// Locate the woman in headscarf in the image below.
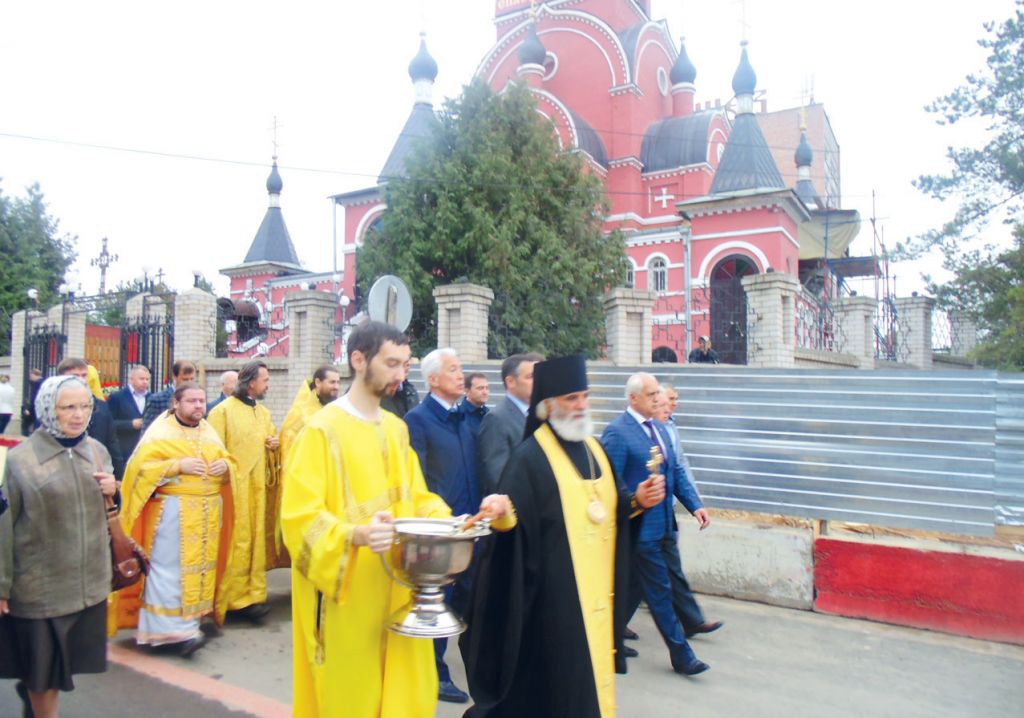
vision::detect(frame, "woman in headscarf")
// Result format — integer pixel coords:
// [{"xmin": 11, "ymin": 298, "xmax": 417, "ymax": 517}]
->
[{"xmin": 0, "ymin": 375, "xmax": 117, "ymax": 718}]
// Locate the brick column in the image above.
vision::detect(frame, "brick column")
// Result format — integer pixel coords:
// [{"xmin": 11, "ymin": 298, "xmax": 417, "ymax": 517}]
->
[
  {"xmin": 836, "ymin": 295, "xmax": 877, "ymax": 369},
  {"xmin": 47, "ymin": 304, "xmax": 86, "ymax": 361},
  {"xmin": 893, "ymin": 295, "xmax": 936, "ymax": 369},
  {"xmin": 174, "ymin": 288, "xmax": 218, "ymax": 363},
  {"xmin": 742, "ymin": 272, "xmax": 800, "ymax": 368},
  {"xmin": 285, "ymin": 290, "xmax": 338, "ymax": 398},
  {"xmin": 433, "ymin": 283, "xmax": 494, "ymax": 361},
  {"xmin": 603, "ymin": 288, "xmax": 656, "ymax": 365},
  {"xmin": 125, "ymin": 292, "xmax": 169, "ymax": 322},
  {"xmin": 949, "ymin": 310, "xmax": 978, "ymax": 356}
]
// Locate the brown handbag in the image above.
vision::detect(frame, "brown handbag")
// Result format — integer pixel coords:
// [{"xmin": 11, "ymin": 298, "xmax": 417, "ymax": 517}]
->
[{"xmin": 90, "ymin": 442, "xmax": 149, "ymax": 590}]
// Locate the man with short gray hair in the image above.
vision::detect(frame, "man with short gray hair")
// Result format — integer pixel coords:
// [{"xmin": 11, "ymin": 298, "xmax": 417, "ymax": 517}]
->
[
  {"xmin": 404, "ymin": 347, "xmax": 480, "ymax": 703},
  {"xmin": 206, "ymin": 370, "xmax": 238, "ymax": 414}
]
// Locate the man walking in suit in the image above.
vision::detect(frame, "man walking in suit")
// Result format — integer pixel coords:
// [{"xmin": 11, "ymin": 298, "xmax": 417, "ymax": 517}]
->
[
  {"xmin": 142, "ymin": 360, "xmax": 197, "ymax": 431},
  {"xmin": 476, "ymin": 352, "xmax": 544, "ymax": 493},
  {"xmin": 404, "ymin": 347, "xmax": 480, "ymax": 704},
  {"xmin": 108, "ymin": 364, "xmax": 151, "ymax": 460},
  {"xmin": 600, "ymin": 372, "xmax": 720, "ymax": 677}
]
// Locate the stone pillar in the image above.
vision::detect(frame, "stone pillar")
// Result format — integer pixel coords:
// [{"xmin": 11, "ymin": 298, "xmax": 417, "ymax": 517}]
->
[
  {"xmin": 742, "ymin": 272, "xmax": 800, "ymax": 368},
  {"xmin": 603, "ymin": 288, "xmax": 656, "ymax": 365},
  {"xmin": 950, "ymin": 310, "xmax": 978, "ymax": 356},
  {"xmin": 47, "ymin": 304, "xmax": 86, "ymax": 361},
  {"xmin": 285, "ymin": 290, "xmax": 338, "ymax": 399},
  {"xmin": 893, "ymin": 295, "xmax": 936, "ymax": 369},
  {"xmin": 174, "ymin": 288, "xmax": 218, "ymax": 364},
  {"xmin": 433, "ymin": 283, "xmax": 494, "ymax": 362},
  {"xmin": 125, "ymin": 292, "xmax": 168, "ymax": 322},
  {"xmin": 9, "ymin": 309, "xmax": 35, "ymax": 434},
  {"xmin": 836, "ymin": 296, "xmax": 877, "ymax": 369}
]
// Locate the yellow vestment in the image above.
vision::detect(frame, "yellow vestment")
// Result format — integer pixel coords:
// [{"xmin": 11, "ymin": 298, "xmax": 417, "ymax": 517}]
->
[
  {"xmin": 207, "ymin": 396, "xmax": 277, "ymax": 610},
  {"xmin": 281, "ymin": 403, "xmax": 451, "ymax": 718},
  {"xmin": 111, "ymin": 413, "xmax": 237, "ymax": 631}
]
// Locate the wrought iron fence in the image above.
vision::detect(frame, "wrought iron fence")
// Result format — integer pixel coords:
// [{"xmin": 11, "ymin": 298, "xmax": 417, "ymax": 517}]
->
[
  {"xmin": 932, "ymin": 307, "xmax": 978, "ymax": 356},
  {"xmin": 875, "ymin": 296, "xmax": 909, "ymax": 362},
  {"xmin": 794, "ymin": 289, "xmax": 846, "ymax": 353}
]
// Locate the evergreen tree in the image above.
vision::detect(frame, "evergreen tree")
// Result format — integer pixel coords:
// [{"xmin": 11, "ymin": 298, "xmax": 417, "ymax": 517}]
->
[
  {"xmin": 357, "ymin": 80, "xmax": 628, "ymax": 358},
  {"xmin": 896, "ymin": 2, "xmax": 1024, "ymax": 369}
]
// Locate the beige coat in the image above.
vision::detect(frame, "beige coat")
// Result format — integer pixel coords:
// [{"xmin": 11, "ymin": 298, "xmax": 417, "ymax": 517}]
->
[{"xmin": 0, "ymin": 430, "xmax": 113, "ymax": 618}]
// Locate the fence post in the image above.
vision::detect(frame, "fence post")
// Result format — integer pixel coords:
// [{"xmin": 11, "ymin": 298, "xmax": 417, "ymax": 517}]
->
[
  {"xmin": 836, "ymin": 295, "xmax": 877, "ymax": 369},
  {"xmin": 174, "ymin": 288, "xmax": 218, "ymax": 364},
  {"xmin": 950, "ymin": 310, "xmax": 979, "ymax": 357},
  {"xmin": 432, "ymin": 283, "xmax": 494, "ymax": 361},
  {"xmin": 603, "ymin": 288, "xmax": 656, "ymax": 365},
  {"xmin": 893, "ymin": 295, "xmax": 936, "ymax": 369},
  {"xmin": 742, "ymin": 272, "xmax": 799, "ymax": 368},
  {"xmin": 285, "ymin": 289, "xmax": 338, "ymax": 400}
]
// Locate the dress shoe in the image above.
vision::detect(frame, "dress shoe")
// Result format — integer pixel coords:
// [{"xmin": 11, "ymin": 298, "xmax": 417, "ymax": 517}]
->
[
  {"xmin": 438, "ymin": 679, "xmax": 470, "ymax": 704},
  {"xmin": 234, "ymin": 603, "xmax": 271, "ymax": 624},
  {"xmin": 622, "ymin": 645, "xmax": 639, "ymax": 658},
  {"xmin": 15, "ymin": 681, "xmax": 34, "ymax": 718},
  {"xmin": 685, "ymin": 620, "xmax": 723, "ymax": 638},
  {"xmin": 623, "ymin": 627, "xmax": 639, "ymax": 641},
  {"xmin": 674, "ymin": 659, "xmax": 710, "ymax": 676},
  {"xmin": 178, "ymin": 634, "xmax": 207, "ymax": 657}
]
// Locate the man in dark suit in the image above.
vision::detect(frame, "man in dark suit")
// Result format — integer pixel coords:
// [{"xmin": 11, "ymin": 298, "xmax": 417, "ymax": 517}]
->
[
  {"xmin": 458, "ymin": 372, "xmax": 490, "ymax": 435},
  {"xmin": 57, "ymin": 357, "xmax": 125, "ymax": 479},
  {"xmin": 108, "ymin": 364, "xmax": 151, "ymax": 461},
  {"xmin": 476, "ymin": 352, "xmax": 544, "ymax": 493},
  {"xmin": 404, "ymin": 347, "xmax": 479, "ymax": 705},
  {"xmin": 141, "ymin": 360, "xmax": 196, "ymax": 431},
  {"xmin": 600, "ymin": 372, "xmax": 719, "ymax": 677}
]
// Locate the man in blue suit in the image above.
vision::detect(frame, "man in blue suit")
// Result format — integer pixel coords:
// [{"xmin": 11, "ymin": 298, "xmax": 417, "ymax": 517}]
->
[
  {"xmin": 404, "ymin": 347, "xmax": 480, "ymax": 704},
  {"xmin": 107, "ymin": 364, "xmax": 150, "ymax": 461},
  {"xmin": 600, "ymin": 372, "xmax": 720, "ymax": 676}
]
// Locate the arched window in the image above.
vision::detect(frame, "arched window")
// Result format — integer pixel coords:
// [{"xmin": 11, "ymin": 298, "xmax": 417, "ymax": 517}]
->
[
  {"xmin": 648, "ymin": 257, "xmax": 668, "ymax": 294},
  {"xmin": 625, "ymin": 261, "xmax": 635, "ymax": 288}
]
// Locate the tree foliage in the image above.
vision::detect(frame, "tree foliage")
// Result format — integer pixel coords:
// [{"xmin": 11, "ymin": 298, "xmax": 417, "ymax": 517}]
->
[
  {"xmin": 357, "ymin": 80, "xmax": 628, "ymax": 358},
  {"xmin": 895, "ymin": 2, "xmax": 1024, "ymax": 369},
  {"xmin": 0, "ymin": 182, "xmax": 77, "ymax": 354}
]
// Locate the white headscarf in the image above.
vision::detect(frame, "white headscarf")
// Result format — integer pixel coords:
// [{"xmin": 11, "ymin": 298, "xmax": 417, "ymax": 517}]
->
[{"xmin": 35, "ymin": 375, "xmax": 93, "ymax": 439}]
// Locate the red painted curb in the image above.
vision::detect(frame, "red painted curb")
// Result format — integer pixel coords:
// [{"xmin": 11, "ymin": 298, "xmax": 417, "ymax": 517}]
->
[{"xmin": 814, "ymin": 537, "xmax": 1024, "ymax": 646}]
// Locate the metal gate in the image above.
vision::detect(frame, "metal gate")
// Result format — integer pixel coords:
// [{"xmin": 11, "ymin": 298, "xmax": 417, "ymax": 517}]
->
[
  {"xmin": 22, "ymin": 318, "xmax": 65, "ymax": 397},
  {"xmin": 119, "ymin": 294, "xmax": 175, "ymax": 388},
  {"xmin": 709, "ymin": 255, "xmax": 756, "ymax": 364}
]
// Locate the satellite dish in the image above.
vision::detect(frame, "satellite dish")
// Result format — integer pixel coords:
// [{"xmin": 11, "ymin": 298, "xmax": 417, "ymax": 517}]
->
[{"xmin": 367, "ymin": 275, "xmax": 413, "ymax": 332}]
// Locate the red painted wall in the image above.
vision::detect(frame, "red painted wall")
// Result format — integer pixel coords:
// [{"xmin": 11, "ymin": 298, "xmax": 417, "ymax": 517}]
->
[{"xmin": 814, "ymin": 537, "xmax": 1024, "ymax": 646}]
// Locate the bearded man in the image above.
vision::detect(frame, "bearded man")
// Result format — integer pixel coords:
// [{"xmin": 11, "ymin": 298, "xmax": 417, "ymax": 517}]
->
[
  {"xmin": 114, "ymin": 382, "xmax": 236, "ymax": 656},
  {"xmin": 462, "ymin": 354, "xmax": 665, "ymax": 717}
]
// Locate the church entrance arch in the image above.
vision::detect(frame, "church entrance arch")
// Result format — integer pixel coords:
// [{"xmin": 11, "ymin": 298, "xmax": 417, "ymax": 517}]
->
[{"xmin": 709, "ymin": 255, "xmax": 758, "ymax": 365}]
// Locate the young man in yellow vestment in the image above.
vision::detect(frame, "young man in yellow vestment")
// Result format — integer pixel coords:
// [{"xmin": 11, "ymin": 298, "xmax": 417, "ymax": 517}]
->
[
  {"xmin": 281, "ymin": 321, "xmax": 513, "ymax": 718},
  {"xmin": 207, "ymin": 360, "xmax": 280, "ymax": 622},
  {"xmin": 112, "ymin": 382, "xmax": 237, "ymax": 656}
]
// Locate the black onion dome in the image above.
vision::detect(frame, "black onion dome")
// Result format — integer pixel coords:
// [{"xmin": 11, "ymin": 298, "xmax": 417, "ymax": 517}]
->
[
  {"xmin": 670, "ymin": 40, "xmax": 697, "ymax": 84},
  {"xmin": 795, "ymin": 130, "xmax": 813, "ymax": 167},
  {"xmin": 408, "ymin": 34, "xmax": 438, "ymax": 82},
  {"xmin": 732, "ymin": 43, "xmax": 757, "ymax": 96},
  {"xmin": 266, "ymin": 160, "xmax": 283, "ymax": 194},
  {"xmin": 518, "ymin": 23, "xmax": 547, "ymax": 66}
]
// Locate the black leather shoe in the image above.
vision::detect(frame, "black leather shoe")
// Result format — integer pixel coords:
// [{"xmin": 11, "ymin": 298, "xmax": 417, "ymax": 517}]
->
[
  {"xmin": 438, "ymin": 679, "xmax": 469, "ymax": 704},
  {"xmin": 234, "ymin": 603, "xmax": 271, "ymax": 624},
  {"xmin": 623, "ymin": 627, "xmax": 639, "ymax": 641},
  {"xmin": 178, "ymin": 634, "xmax": 207, "ymax": 657},
  {"xmin": 622, "ymin": 645, "xmax": 639, "ymax": 658},
  {"xmin": 674, "ymin": 659, "xmax": 710, "ymax": 676},
  {"xmin": 15, "ymin": 681, "xmax": 34, "ymax": 718},
  {"xmin": 685, "ymin": 620, "xmax": 723, "ymax": 638}
]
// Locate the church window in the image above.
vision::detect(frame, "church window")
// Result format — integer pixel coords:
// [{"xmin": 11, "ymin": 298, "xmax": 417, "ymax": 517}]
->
[{"xmin": 649, "ymin": 257, "xmax": 668, "ymax": 294}]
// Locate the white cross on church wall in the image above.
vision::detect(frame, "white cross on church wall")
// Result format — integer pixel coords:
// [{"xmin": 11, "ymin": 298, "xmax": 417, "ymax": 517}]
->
[{"xmin": 654, "ymin": 186, "xmax": 675, "ymax": 210}]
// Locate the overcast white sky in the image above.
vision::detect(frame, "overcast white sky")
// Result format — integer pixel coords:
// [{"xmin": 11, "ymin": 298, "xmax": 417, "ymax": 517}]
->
[{"xmin": 0, "ymin": 0, "xmax": 1015, "ymax": 300}]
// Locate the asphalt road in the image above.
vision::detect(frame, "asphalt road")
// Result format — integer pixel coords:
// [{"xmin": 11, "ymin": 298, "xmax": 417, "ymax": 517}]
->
[{"xmin": 2, "ymin": 570, "xmax": 1022, "ymax": 717}]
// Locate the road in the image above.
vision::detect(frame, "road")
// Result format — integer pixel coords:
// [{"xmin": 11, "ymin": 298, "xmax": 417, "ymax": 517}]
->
[{"xmin": 2, "ymin": 569, "xmax": 1022, "ymax": 717}]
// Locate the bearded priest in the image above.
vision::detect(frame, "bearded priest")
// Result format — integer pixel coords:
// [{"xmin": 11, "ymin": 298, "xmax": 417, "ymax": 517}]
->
[{"xmin": 461, "ymin": 354, "xmax": 666, "ymax": 718}]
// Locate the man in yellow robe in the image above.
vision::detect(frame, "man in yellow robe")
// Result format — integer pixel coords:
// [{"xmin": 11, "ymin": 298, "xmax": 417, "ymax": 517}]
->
[
  {"xmin": 207, "ymin": 359, "xmax": 279, "ymax": 622},
  {"xmin": 282, "ymin": 321, "xmax": 512, "ymax": 718},
  {"xmin": 114, "ymin": 382, "xmax": 236, "ymax": 655}
]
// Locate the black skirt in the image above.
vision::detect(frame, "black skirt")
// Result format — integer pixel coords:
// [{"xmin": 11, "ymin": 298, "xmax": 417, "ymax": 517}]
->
[{"xmin": 0, "ymin": 599, "xmax": 107, "ymax": 692}]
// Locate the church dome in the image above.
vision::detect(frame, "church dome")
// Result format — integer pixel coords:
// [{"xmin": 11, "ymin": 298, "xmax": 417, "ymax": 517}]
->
[
  {"xmin": 731, "ymin": 43, "xmax": 757, "ymax": 96},
  {"xmin": 670, "ymin": 40, "xmax": 697, "ymax": 85},
  {"xmin": 795, "ymin": 131, "xmax": 813, "ymax": 168},
  {"xmin": 518, "ymin": 23, "xmax": 547, "ymax": 66},
  {"xmin": 266, "ymin": 160, "xmax": 283, "ymax": 194},
  {"xmin": 408, "ymin": 34, "xmax": 438, "ymax": 83}
]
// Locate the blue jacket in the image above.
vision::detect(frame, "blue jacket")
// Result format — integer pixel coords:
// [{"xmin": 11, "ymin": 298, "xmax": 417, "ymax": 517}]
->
[
  {"xmin": 458, "ymin": 398, "xmax": 489, "ymax": 437},
  {"xmin": 107, "ymin": 387, "xmax": 147, "ymax": 460},
  {"xmin": 600, "ymin": 411, "xmax": 703, "ymax": 542},
  {"xmin": 405, "ymin": 395, "xmax": 481, "ymax": 516}
]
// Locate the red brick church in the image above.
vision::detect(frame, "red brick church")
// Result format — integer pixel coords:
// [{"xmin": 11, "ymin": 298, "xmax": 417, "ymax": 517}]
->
[{"xmin": 224, "ymin": 0, "xmax": 862, "ymax": 364}]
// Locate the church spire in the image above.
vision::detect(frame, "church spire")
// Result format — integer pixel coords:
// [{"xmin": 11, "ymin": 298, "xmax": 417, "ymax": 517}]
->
[
  {"xmin": 517, "ymin": 3, "xmax": 547, "ymax": 87},
  {"xmin": 671, "ymin": 37, "xmax": 697, "ymax": 117},
  {"xmin": 408, "ymin": 32, "xmax": 438, "ymax": 106}
]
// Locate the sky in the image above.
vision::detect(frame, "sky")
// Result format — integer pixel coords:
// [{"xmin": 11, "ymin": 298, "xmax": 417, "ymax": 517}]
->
[{"xmin": 0, "ymin": 0, "xmax": 1016, "ymax": 300}]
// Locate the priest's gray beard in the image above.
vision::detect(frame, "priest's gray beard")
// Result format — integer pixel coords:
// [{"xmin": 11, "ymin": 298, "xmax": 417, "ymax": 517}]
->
[{"xmin": 548, "ymin": 404, "xmax": 593, "ymax": 443}]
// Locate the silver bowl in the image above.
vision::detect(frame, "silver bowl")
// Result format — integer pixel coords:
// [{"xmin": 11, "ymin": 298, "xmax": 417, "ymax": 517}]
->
[{"xmin": 381, "ymin": 517, "xmax": 491, "ymax": 638}]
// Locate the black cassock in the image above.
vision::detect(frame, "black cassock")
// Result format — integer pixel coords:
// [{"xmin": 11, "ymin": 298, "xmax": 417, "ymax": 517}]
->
[{"xmin": 460, "ymin": 433, "xmax": 639, "ymax": 717}]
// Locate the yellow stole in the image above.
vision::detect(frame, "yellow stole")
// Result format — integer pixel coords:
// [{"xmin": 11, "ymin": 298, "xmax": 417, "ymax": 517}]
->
[{"xmin": 534, "ymin": 424, "xmax": 617, "ymax": 718}]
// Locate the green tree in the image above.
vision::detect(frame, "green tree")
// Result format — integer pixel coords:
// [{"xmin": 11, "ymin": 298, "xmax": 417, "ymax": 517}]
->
[
  {"xmin": 357, "ymin": 79, "xmax": 628, "ymax": 358},
  {"xmin": 895, "ymin": 2, "xmax": 1024, "ymax": 368},
  {"xmin": 0, "ymin": 182, "xmax": 77, "ymax": 354}
]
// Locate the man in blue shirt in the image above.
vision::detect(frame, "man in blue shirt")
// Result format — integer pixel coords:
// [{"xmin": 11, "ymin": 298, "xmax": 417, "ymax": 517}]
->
[
  {"xmin": 600, "ymin": 372, "xmax": 719, "ymax": 676},
  {"xmin": 404, "ymin": 347, "xmax": 480, "ymax": 704}
]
